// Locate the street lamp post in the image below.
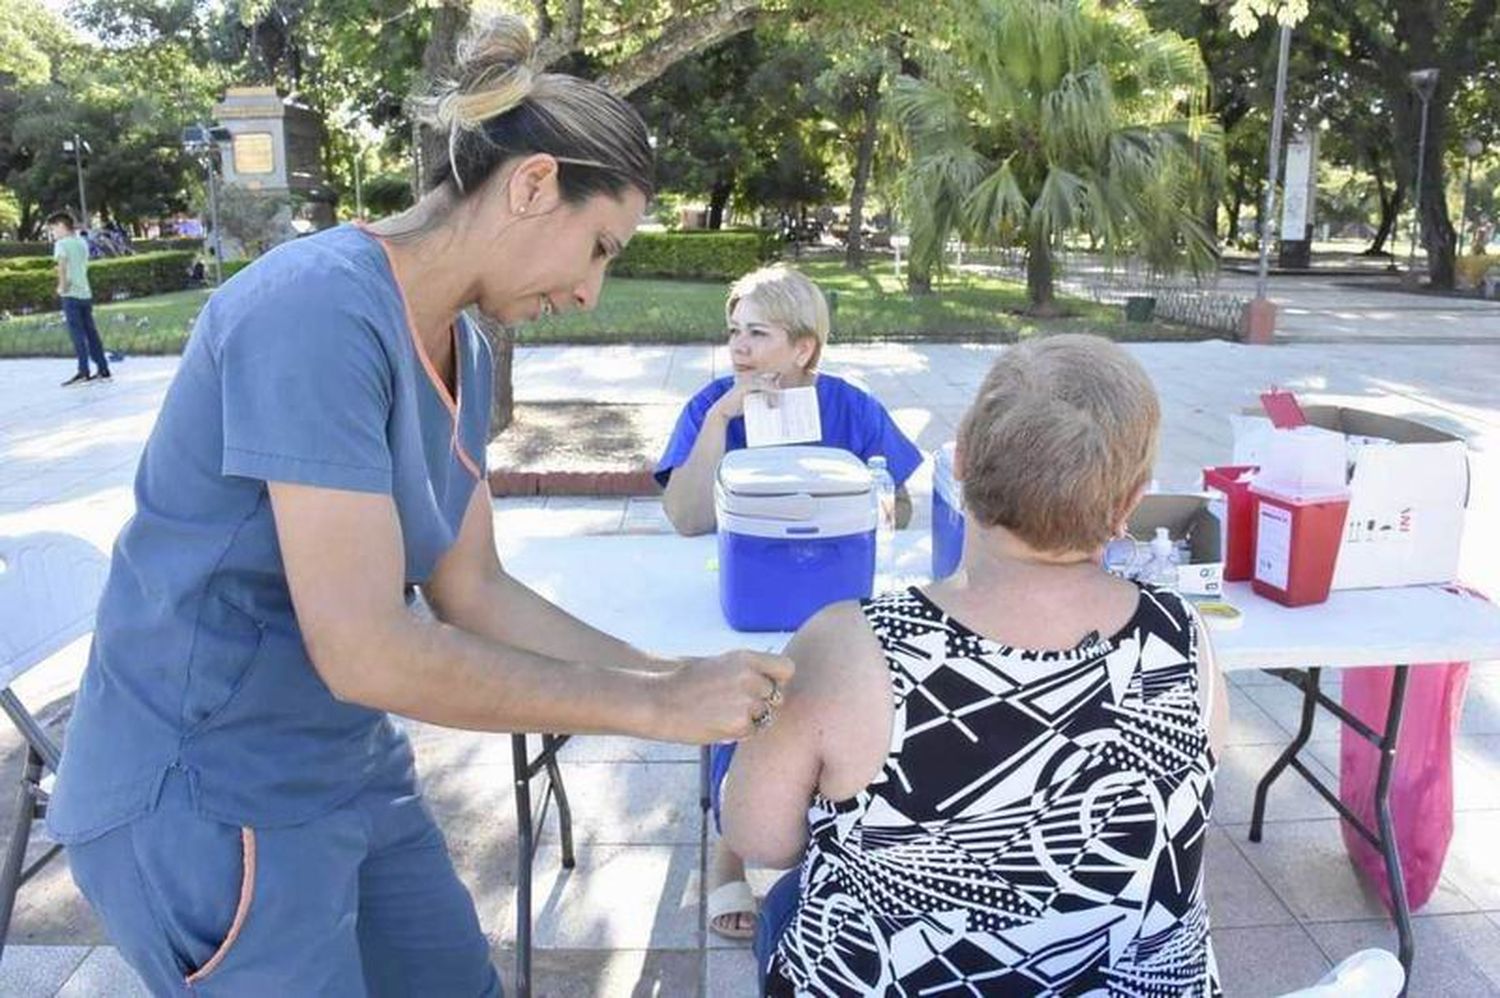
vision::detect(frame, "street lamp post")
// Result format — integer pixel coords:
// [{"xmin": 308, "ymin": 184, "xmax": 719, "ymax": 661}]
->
[
  {"xmin": 1242, "ymin": 21, "xmax": 1293, "ymax": 345},
  {"xmin": 1461, "ymin": 137, "xmax": 1484, "ymax": 256},
  {"xmin": 1406, "ymin": 69, "xmax": 1440, "ymax": 283},
  {"xmin": 1255, "ymin": 24, "xmax": 1294, "ymax": 302},
  {"xmin": 60, "ymin": 134, "xmax": 91, "ymax": 229},
  {"xmin": 182, "ymin": 124, "xmax": 232, "ymax": 285},
  {"xmin": 353, "ymin": 144, "xmax": 365, "ymax": 220}
]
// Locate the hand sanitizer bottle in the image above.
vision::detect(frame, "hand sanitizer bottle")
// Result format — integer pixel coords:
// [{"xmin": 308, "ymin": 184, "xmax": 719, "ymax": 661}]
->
[{"xmin": 1143, "ymin": 527, "xmax": 1180, "ymax": 589}]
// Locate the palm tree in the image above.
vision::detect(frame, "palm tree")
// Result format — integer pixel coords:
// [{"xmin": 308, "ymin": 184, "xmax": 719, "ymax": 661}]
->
[{"xmin": 890, "ymin": 0, "xmax": 1222, "ymax": 313}]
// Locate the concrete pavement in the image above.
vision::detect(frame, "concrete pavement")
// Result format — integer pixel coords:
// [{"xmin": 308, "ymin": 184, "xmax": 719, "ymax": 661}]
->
[{"xmin": 2, "ymin": 338, "xmax": 1500, "ymax": 995}]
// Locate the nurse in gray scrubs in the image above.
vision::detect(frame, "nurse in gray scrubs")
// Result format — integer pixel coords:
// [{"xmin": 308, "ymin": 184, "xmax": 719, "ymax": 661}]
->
[{"xmin": 48, "ymin": 14, "xmax": 792, "ymax": 996}]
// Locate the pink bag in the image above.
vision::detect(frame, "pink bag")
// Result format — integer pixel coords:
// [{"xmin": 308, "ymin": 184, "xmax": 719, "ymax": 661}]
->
[{"xmin": 1339, "ymin": 660, "xmax": 1471, "ymax": 912}]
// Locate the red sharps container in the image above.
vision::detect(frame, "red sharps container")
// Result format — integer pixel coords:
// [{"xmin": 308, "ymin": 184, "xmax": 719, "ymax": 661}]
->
[
  {"xmin": 1204, "ymin": 465, "xmax": 1259, "ymax": 582},
  {"xmin": 1249, "ymin": 483, "xmax": 1351, "ymax": 607}
]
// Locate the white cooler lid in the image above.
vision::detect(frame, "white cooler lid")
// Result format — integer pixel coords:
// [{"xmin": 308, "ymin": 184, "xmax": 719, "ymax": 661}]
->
[
  {"xmin": 717, "ymin": 446, "xmax": 872, "ymax": 499},
  {"xmin": 716, "ymin": 446, "xmax": 875, "ymax": 535}
]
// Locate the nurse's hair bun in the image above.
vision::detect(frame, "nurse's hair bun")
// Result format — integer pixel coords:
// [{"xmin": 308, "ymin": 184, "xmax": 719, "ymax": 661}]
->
[{"xmin": 419, "ymin": 13, "xmax": 536, "ymax": 133}]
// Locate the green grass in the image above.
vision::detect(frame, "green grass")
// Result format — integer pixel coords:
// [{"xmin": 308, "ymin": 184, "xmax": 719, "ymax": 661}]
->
[
  {"xmin": 0, "ymin": 260, "xmax": 1218, "ymax": 358},
  {"xmin": 521, "ymin": 260, "xmax": 1216, "ymax": 344},
  {"xmin": 0, "ymin": 289, "xmax": 210, "ymax": 358}
]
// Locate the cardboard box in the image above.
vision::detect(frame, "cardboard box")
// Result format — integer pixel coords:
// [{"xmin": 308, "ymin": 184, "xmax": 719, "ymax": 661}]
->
[
  {"xmin": 1128, "ymin": 494, "xmax": 1225, "ymax": 597},
  {"xmin": 1232, "ymin": 407, "xmax": 1469, "ymax": 590}
]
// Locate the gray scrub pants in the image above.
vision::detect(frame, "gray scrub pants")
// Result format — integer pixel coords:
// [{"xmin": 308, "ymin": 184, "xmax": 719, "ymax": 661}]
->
[{"xmin": 66, "ymin": 768, "xmax": 501, "ymax": 996}]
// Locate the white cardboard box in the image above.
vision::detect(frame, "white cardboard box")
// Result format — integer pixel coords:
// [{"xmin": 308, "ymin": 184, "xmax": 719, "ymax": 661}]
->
[
  {"xmin": 1128, "ymin": 494, "xmax": 1225, "ymax": 597},
  {"xmin": 1232, "ymin": 407, "xmax": 1469, "ymax": 590}
]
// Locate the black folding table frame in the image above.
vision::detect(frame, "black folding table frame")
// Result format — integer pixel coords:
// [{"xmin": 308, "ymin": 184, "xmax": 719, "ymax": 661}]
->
[
  {"xmin": 510, "ymin": 732, "xmax": 574, "ymax": 998},
  {"xmin": 509, "ymin": 735, "xmax": 716, "ymax": 998},
  {"xmin": 1248, "ymin": 665, "xmax": 1414, "ymax": 994}
]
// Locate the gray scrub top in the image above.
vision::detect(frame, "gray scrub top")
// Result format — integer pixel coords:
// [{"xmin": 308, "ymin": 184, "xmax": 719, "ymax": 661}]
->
[{"xmin": 49, "ymin": 224, "xmax": 493, "ymax": 842}]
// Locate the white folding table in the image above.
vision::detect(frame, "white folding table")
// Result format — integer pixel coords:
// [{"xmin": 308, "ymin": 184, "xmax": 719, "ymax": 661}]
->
[{"xmin": 495, "ymin": 530, "xmax": 1500, "ymax": 995}]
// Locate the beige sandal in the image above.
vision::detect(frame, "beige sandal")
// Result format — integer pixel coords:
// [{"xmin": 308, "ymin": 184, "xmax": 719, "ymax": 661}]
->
[{"xmin": 707, "ymin": 880, "xmax": 758, "ymax": 940}]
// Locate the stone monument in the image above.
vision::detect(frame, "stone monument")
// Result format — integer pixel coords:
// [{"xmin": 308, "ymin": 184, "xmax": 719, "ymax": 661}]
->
[{"xmin": 212, "ymin": 86, "xmax": 336, "ymax": 230}]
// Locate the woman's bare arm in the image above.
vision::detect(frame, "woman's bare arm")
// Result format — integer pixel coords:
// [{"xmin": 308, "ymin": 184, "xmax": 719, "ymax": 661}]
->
[
  {"xmin": 722, "ymin": 601, "xmax": 890, "ymax": 867},
  {"xmin": 269, "ymin": 480, "xmax": 792, "ymax": 743}
]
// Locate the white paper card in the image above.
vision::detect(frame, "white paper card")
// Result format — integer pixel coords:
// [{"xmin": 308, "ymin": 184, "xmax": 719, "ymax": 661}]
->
[
  {"xmin": 744, "ymin": 386, "xmax": 822, "ymax": 448},
  {"xmin": 1256, "ymin": 503, "xmax": 1293, "ymax": 591}
]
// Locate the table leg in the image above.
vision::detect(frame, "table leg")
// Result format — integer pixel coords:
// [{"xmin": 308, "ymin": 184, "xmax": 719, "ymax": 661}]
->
[
  {"xmin": 542, "ymin": 735, "xmax": 576, "ymax": 870},
  {"xmin": 512, "ymin": 733, "xmax": 534, "ymax": 998},
  {"xmin": 1374, "ymin": 666, "xmax": 1414, "ymax": 987},
  {"xmin": 698, "ymin": 745, "xmax": 711, "ymax": 998},
  {"xmin": 1250, "ymin": 667, "xmax": 1322, "ymax": 843},
  {"xmin": 1243, "ymin": 665, "xmax": 1417, "ymax": 994}
]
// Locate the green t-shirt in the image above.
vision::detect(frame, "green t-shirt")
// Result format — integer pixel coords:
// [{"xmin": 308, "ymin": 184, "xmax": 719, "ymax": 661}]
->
[{"xmin": 53, "ymin": 234, "xmax": 91, "ymax": 300}]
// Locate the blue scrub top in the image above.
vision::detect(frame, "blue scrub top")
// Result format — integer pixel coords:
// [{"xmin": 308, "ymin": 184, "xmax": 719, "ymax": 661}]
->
[
  {"xmin": 49, "ymin": 225, "xmax": 493, "ymax": 842},
  {"xmin": 654, "ymin": 373, "xmax": 923, "ymax": 489}
]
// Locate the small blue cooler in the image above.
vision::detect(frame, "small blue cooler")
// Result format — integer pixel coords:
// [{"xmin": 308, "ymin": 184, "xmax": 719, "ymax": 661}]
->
[
  {"xmin": 715, "ymin": 446, "xmax": 877, "ymax": 632},
  {"xmin": 932, "ymin": 442, "xmax": 965, "ymax": 579}
]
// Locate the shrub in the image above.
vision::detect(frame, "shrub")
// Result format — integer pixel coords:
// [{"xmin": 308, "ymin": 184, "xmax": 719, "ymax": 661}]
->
[
  {"xmin": 0, "ymin": 241, "xmax": 48, "ymax": 258},
  {"xmin": 220, "ymin": 259, "xmax": 254, "ymax": 280},
  {"xmin": 0, "ymin": 251, "xmax": 194, "ymax": 312},
  {"xmin": 0, "ymin": 237, "xmax": 202, "ymax": 258},
  {"xmin": 0, "ymin": 257, "xmax": 56, "ymax": 273},
  {"xmin": 136, "ymin": 237, "xmax": 204, "ymax": 253},
  {"xmin": 611, "ymin": 230, "xmax": 780, "ymax": 280}
]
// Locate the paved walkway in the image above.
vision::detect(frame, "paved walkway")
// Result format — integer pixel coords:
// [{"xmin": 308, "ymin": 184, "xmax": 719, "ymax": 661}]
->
[
  {"xmin": 1212, "ymin": 272, "xmax": 1500, "ymax": 346},
  {"xmin": 1, "ymin": 341, "xmax": 1499, "ymax": 995}
]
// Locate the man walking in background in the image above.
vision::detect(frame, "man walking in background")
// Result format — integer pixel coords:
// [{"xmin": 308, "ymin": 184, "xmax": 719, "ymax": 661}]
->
[{"xmin": 50, "ymin": 210, "xmax": 111, "ymax": 387}]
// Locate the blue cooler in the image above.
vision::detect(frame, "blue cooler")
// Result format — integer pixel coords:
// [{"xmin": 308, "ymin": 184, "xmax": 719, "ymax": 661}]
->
[
  {"xmin": 715, "ymin": 446, "xmax": 877, "ymax": 632},
  {"xmin": 932, "ymin": 442, "xmax": 965, "ymax": 579}
]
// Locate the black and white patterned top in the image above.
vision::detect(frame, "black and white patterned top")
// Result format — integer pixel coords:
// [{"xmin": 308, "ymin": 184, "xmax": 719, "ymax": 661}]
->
[{"xmin": 766, "ymin": 585, "xmax": 1220, "ymax": 997}]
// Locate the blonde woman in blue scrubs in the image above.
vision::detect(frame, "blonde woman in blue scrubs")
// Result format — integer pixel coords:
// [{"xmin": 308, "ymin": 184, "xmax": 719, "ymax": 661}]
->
[{"xmin": 47, "ymin": 16, "xmax": 792, "ymax": 996}]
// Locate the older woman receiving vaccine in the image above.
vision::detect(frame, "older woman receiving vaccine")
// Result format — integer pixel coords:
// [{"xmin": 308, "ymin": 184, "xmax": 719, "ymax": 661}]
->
[{"xmin": 724, "ymin": 334, "xmax": 1229, "ymax": 996}]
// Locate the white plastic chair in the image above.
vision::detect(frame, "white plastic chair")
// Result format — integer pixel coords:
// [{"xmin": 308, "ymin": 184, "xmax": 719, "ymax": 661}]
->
[
  {"xmin": 1277, "ymin": 949, "xmax": 1407, "ymax": 998},
  {"xmin": 0, "ymin": 532, "xmax": 109, "ymax": 959}
]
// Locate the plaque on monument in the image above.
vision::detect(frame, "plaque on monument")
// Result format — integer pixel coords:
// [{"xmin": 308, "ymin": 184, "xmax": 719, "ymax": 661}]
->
[{"xmin": 232, "ymin": 132, "xmax": 275, "ymax": 175}]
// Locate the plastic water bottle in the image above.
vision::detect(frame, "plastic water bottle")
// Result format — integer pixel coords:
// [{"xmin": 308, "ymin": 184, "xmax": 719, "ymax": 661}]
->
[{"xmin": 868, "ymin": 455, "xmax": 897, "ymax": 578}]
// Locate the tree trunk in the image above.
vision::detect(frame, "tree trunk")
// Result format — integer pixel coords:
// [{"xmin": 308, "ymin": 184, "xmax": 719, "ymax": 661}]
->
[
  {"xmin": 471, "ymin": 312, "xmax": 516, "ymax": 434},
  {"xmin": 907, "ymin": 263, "xmax": 932, "ymax": 295},
  {"xmin": 1225, "ymin": 190, "xmax": 1242, "ymax": 243},
  {"xmin": 1026, "ymin": 230, "xmax": 1058, "ymax": 315},
  {"xmin": 594, "ymin": 0, "xmax": 760, "ymax": 96},
  {"xmin": 1367, "ymin": 183, "xmax": 1403, "ymax": 256},
  {"xmin": 1416, "ymin": 101, "xmax": 1457, "ymax": 288},
  {"xmin": 416, "ymin": 2, "xmax": 470, "ymax": 193},
  {"xmin": 707, "ymin": 178, "xmax": 733, "ymax": 230},
  {"xmin": 845, "ymin": 71, "xmax": 883, "ymax": 270}
]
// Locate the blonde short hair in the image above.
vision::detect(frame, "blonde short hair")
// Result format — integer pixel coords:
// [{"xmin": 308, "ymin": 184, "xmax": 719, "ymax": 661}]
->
[
  {"xmin": 725, "ymin": 266, "xmax": 831, "ymax": 371},
  {"xmin": 957, "ymin": 335, "xmax": 1160, "ymax": 554}
]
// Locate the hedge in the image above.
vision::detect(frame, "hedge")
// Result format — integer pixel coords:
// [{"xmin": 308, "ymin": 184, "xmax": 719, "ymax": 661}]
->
[
  {"xmin": 0, "ymin": 251, "xmax": 195, "ymax": 313},
  {"xmin": 136, "ymin": 237, "xmax": 204, "ymax": 253},
  {"xmin": 611, "ymin": 230, "xmax": 780, "ymax": 280},
  {"xmin": 0, "ymin": 257, "xmax": 56, "ymax": 273},
  {"xmin": 0, "ymin": 237, "xmax": 202, "ymax": 258}
]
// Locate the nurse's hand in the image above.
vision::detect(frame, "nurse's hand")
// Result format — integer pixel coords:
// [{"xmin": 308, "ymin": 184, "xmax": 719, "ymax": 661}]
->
[
  {"xmin": 652, "ymin": 650, "xmax": 796, "ymax": 743},
  {"xmin": 710, "ymin": 372, "xmax": 781, "ymax": 422}
]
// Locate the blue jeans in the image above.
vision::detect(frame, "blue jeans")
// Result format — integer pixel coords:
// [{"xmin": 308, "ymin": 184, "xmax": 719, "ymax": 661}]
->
[
  {"xmin": 65, "ymin": 768, "xmax": 501, "ymax": 996},
  {"xmin": 61, "ymin": 296, "xmax": 109, "ymax": 377},
  {"xmin": 754, "ymin": 869, "xmax": 801, "ymax": 994}
]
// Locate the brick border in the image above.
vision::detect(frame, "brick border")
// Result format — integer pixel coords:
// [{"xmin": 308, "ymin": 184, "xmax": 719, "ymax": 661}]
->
[{"xmin": 489, "ymin": 468, "xmax": 659, "ymax": 497}]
